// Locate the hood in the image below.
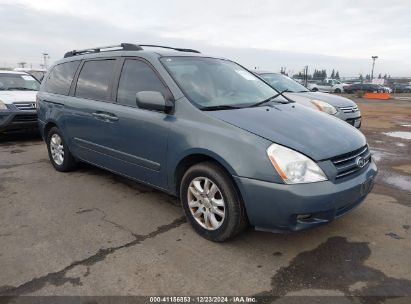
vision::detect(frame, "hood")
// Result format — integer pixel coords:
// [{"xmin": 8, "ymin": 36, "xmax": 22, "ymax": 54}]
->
[
  {"xmin": 0, "ymin": 91, "xmax": 37, "ymax": 104},
  {"xmin": 207, "ymin": 103, "xmax": 366, "ymax": 161},
  {"xmin": 285, "ymin": 91, "xmax": 357, "ymax": 108}
]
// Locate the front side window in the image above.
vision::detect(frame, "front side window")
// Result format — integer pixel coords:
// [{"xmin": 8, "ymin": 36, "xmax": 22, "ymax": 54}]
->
[
  {"xmin": 259, "ymin": 73, "xmax": 309, "ymax": 93},
  {"xmin": 117, "ymin": 59, "xmax": 169, "ymax": 107},
  {"xmin": 44, "ymin": 61, "xmax": 80, "ymax": 95},
  {"xmin": 161, "ymin": 57, "xmax": 279, "ymax": 109},
  {"xmin": 0, "ymin": 73, "xmax": 40, "ymax": 91},
  {"xmin": 75, "ymin": 60, "xmax": 115, "ymax": 101}
]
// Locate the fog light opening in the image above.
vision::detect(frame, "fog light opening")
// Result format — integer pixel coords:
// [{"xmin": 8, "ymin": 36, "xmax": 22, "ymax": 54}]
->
[{"xmin": 297, "ymin": 214, "xmax": 313, "ymax": 221}]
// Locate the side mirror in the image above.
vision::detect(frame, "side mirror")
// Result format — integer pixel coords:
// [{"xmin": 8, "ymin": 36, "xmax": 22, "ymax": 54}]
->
[{"xmin": 136, "ymin": 91, "xmax": 172, "ymax": 113}]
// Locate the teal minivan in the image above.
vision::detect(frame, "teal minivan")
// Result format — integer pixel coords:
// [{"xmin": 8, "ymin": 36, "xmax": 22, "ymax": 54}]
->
[{"xmin": 37, "ymin": 44, "xmax": 377, "ymax": 241}]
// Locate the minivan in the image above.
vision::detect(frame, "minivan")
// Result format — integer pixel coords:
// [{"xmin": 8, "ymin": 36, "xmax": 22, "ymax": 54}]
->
[{"xmin": 37, "ymin": 44, "xmax": 377, "ymax": 241}]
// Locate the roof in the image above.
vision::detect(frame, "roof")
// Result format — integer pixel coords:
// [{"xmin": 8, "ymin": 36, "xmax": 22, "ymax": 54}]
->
[
  {"xmin": 53, "ymin": 48, "xmax": 223, "ymax": 68},
  {"xmin": 255, "ymin": 71, "xmax": 278, "ymax": 75},
  {"xmin": 0, "ymin": 70, "xmax": 28, "ymax": 75}
]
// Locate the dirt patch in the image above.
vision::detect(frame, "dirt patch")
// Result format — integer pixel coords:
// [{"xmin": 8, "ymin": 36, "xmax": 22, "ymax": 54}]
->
[{"xmin": 393, "ymin": 164, "xmax": 411, "ymax": 175}]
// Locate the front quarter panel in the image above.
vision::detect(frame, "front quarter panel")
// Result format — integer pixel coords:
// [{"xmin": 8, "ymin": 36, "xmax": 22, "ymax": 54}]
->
[{"xmin": 166, "ymin": 98, "xmax": 283, "ymax": 194}]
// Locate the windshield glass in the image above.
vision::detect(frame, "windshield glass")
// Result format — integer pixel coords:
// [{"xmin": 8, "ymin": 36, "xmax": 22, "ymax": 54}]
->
[
  {"xmin": 161, "ymin": 57, "xmax": 284, "ymax": 109},
  {"xmin": 0, "ymin": 73, "xmax": 40, "ymax": 91},
  {"xmin": 259, "ymin": 73, "xmax": 309, "ymax": 93}
]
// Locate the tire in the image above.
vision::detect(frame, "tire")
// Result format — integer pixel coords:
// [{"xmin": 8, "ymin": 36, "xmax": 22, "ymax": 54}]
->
[
  {"xmin": 180, "ymin": 162, "xmax": 248, "ymax": 242},
  {"xmin": 311, "ymin": 88, "xmax": 318, "ymax": 92},
  {"xmin": 46, "ymin": 127, "xmax": 78, "ymax": 172},
  {"xmin": 334, "ymin": 88, "xmax": 342, "ymax": 93}
]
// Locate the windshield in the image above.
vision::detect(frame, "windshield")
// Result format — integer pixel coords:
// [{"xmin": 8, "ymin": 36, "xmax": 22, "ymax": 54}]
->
[
  {"xmin": 0, "ymin": 73, "xmax": 40, "ymax": 91},
  {"xmin": 161, "ymin": 57, "xmax": 284, "ymax": 109},
  {"xmin": 259, "ymin": 73, "xmax": 309, "ymax": 93}
]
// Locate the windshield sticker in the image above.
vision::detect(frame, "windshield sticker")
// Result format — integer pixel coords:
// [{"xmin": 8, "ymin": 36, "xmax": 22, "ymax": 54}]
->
[
  {"xmin": 235, "ymin": 70, "xmax": 257, "ymax": 81},
  {"xmin": 21, "ymin": 75, "xmax": 35, "ymax": 81}
]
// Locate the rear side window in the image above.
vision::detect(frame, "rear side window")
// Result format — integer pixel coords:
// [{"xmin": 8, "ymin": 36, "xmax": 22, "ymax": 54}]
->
[
  {"xmin": 75, "ymin": 60, "xmax": 115, "ymax": 101},
  {"xmin": 44, "ymin": 61, "xmax": 80, "ymax": 95},
  {"xmin": 117, "ymin": 59, "xmax": 169, "ymax": 107}
]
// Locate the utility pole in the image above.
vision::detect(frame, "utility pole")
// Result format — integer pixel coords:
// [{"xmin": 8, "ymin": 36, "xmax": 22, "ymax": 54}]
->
[
  {"xmin": 304, "ymin": 66, "xmax": 308, "ymax": 87},
  {"xmin": 42, "ymin": 53, "xmax": 50, "ymax": 69},
  {"xmin": 17, "ymin": 62, "xmax": 27, "ymax": 68},
  {"xmin": 371, "ymin": 56, "xmax": 378, "ymax": 82}
]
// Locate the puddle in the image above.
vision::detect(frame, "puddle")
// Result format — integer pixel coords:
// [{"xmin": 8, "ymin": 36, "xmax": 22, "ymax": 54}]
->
[
  {"xmin": 255, "ymin": 236, "xmax": 411, "ymax": 299},
  {"xmin": 402, "ymin": 124, "xmax": 411, "ymax": 127},
  {"xmin": 396, "ymin": 143, "xmax": 406, "ymax": 147},
  {"xmin": 370, "ymin": 148, "xmax": 393, "ymax": 162},
  {"xmin": 384, "ymin": 175, "xmax": 411, "ymax": 192},
  {"xmin": 384, "ymin": 131, "xmax": 411, "ymax": 140}
]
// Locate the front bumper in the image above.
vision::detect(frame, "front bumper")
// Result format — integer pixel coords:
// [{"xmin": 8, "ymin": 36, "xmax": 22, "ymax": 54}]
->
[
  {"xmin": 234, "ymin": 160, "xmax": 377, "ymax": 232},
  {"xmin": 335, "ymin": 111, "xmax": 361, "ymax": 128},
  {"xmin": 0, "ymin": 109, "xmax": 38, "ymax": 132}
]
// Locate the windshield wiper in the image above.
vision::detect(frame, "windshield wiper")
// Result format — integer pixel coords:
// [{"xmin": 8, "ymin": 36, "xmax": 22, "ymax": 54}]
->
[
  {"xmin": 5, "ymin": 87, "xmax": 35, "ymax": 91},
  {"xmin": 248, "ymin": 89, "xmax": 293, "ymax": 108},
  {"xmin": 201, "ymin": 105, "xmax": 242, "ymax": 111}
]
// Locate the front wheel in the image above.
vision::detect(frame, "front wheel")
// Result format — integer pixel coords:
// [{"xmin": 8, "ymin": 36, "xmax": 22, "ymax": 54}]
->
[
  {"xmin": 334, "ymin": 88, "xmax": 342, "ymax": 93},
  {"xmin": 46, "ymin": 127, "xmax": 78, "ymax": 172},
  {"xmin": 180, "ymin": 162, "xmax": 248, "ymax": 242}
]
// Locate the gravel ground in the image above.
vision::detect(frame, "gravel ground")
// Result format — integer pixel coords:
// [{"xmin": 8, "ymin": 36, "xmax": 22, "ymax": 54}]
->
[{"xmin": 0, "ymin": 95, "xmax": 410, "ymax": 302}]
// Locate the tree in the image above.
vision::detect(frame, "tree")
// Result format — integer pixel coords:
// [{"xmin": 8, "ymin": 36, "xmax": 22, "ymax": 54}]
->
[
  {"xmin": 365, "ymin": 74, "xmax": 370, "ymax": 80},
  {"xmin": 378, "ymin": 73, "xmax": 382, "ymax": 79},
  {"xmin": 335, "ymin": 71, "xmax": 340, "ymax": 79},
  {"xmin": 359, "ymin": 74, "xmax": 364, "ymax": 81},
  {"xmin": 383, "ymin": 74, "xmax": 387, "ymax": 79},
  {"xmin": 331, "ymin": 69, "xmax": 335, "ymax": 79}
]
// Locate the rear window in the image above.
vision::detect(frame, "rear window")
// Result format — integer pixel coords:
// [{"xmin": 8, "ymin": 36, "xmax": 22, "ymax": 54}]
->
[
  {"xmin": 75, "ymin": 60, "xmax": 115, "ymax": 101},
  {"xmin": 44, "ymin": 61, "xmax": 80, "ymax": 95}
]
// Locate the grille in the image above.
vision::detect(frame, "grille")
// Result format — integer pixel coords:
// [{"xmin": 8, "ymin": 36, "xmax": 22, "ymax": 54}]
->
[
  {"xmin": 12, "ymin": 114, "xmax": 38, "ymax": 122},
  {"xmin": 331, "ymin": 145, "xmax": 371, "ymax": 179},
  {"xmin": 13, "ymin": 102, "xmax": 36, "ymax": 111},
  {"xmin": 339, "ymin": 106, "xmax": 359, "ymax": 113}
]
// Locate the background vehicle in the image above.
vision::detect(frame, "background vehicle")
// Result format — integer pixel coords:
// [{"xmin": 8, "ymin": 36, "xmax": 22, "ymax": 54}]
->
[
  {"xmin": 391, "ymin": 83, "xmax": 411, "ymax": 93},
  {"xmin": 0, "ymin": 71, "xmax": 39, "ymax": 132},
  {"xmin": 344, "ymin": 83, "xmax": 385, "ymax": 94},
  {"xmin": 307, "ymin": 78, "xmax": 347, "ymax": 93},
  {"xmin": 379, "ymin": 85, "xmax": 392, "ymax": 93},
  {"xmin": 257, "ymin": 72, "xmax": 362, "ymax": 128},
  {"xmin": 13, "ymin": 68, "xmax": 47, "ymax": 82},
  {"xmin": 37, "ymin": 43, "xmax": 377, "ymax": 242}
]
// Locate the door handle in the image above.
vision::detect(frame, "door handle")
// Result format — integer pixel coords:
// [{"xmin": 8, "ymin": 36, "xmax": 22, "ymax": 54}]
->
[{"xmin": 92, "ymin": 112, "xmax": 119, "ymax": 122}]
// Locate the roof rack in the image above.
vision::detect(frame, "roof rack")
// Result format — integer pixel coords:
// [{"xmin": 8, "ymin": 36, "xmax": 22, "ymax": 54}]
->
[
  {"xmin": 139, "ymin": 45, "xmax": 200, "ymax": 54},
  {"xmin": 64, "ymin": 43, "xmax": 200, "ymax": 58},
  {"xmin": 64, "ymin": 43, "xmax": 142, "ymax": 58}
]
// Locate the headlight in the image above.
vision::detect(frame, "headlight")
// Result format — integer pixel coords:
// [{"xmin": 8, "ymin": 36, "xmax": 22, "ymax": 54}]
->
[
  {"xmin": 311, "ymin": 100, "xmax": 337, "ymax": 115},
  {"xmin": 267, "ymin": 143, "xmax": 327, "ymax": 184},
  {"xmin": 0, "ymin": 100, "xmax": 8, "ymax": 110}
]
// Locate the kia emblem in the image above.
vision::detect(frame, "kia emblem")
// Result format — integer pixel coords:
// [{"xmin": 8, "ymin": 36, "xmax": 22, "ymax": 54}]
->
[{"xmin": 356, "ymin": 156, "xmax": 366, "ymax": 168}]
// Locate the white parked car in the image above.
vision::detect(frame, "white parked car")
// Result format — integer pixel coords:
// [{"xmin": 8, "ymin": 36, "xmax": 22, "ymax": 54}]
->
[
  {"xmin": 0, "ymin": 71, "xmax": 39, "ymax": 132},
  {"xmin": 308, "ymin": 78, "xmax": 348, "ymax": 93}
]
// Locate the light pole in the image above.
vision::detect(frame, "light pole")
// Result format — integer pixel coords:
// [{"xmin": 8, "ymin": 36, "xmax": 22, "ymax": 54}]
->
[
  {"xmin": 371, "ymin": 56, "xmax": 378, "ymax": 82},
  {"xmin": 42, "ymin": 53, "xmax": 50, "ymax": 69}
]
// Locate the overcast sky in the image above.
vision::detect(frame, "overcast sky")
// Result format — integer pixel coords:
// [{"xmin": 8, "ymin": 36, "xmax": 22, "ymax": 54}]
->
[{"xmin": 1, "ymin": 0, "xmax": 410, "ymax": 77}]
